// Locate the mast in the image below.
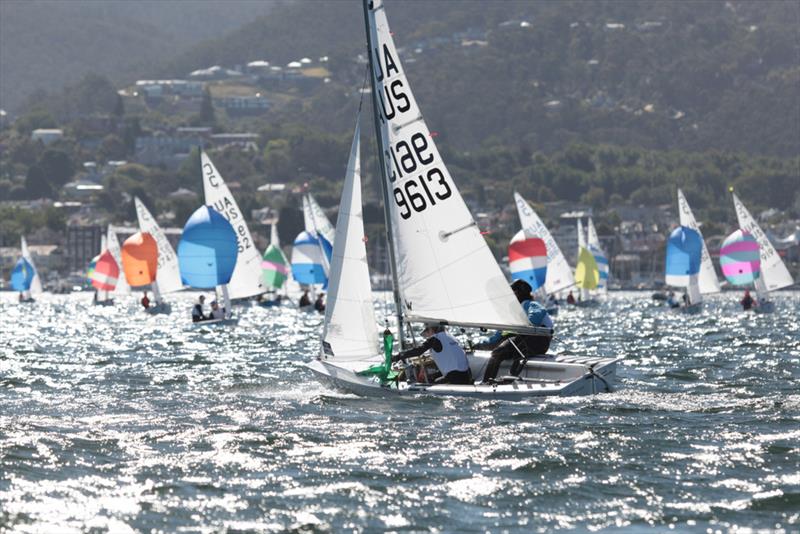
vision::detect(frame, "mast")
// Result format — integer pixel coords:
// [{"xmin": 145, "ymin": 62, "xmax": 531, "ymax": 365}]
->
[{"xmin": 362, "ymin": 0, "xmax": 405, "ymax": 347}]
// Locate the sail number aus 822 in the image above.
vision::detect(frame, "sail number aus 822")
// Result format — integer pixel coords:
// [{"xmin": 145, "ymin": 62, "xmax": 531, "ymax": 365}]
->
[{"xmin": 393, "ymin": 167, "xmax": 452, "ymax": 219}]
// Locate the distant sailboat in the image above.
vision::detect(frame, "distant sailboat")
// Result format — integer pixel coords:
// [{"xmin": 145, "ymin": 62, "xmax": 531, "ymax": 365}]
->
[
  {"xmin": 307, "ymin": 0, "xmax": 618, "ymax": 398},
  {"xmin": 121, "ymin": 232, "xmax": 160, "ymax": 311},
  {"xmin": 513, "ymin": 192, "xmax": 575, "ymax": 297},
  {"xmin": 586, "ymin": 218, "xmax": 610, "ymax": 293},
  {"xmin": 574, "ymin": 219, "xmax": 599, "ymax": 305},
  {"xmin": 177, "ymin": 206, "xmax": 239, "ymax": 323},
  {"xmin": 201, "ymin": 150, "xmax": 264, "ymax": 300},
  {"xmin": 11, "ymin": 237, "xmax": 42, "ymax": 302},
  {"xmin": 731, "ymin": 192, "xmax": 794, "ymax": 312},
  {"xmin": 664, "ymin": 226, "xmax": 703, "ymax": 313},
  {"xmin": 134, "ymin": 197, "xmax": 182, "ymax": 312},
  {"xmin": 303, "ymin": 192, "xmax": 336, "ymax": 245},
  {"xmin": 260, "ymin": 223, "xmax": 290, "ymax": 306},
  {"xmin": 677, "ymin": 189, "xmax": 720, "ymax": 295},
  {"xmin": 88, "ymin": 235, "xmax": 117, "ymax": 305}
]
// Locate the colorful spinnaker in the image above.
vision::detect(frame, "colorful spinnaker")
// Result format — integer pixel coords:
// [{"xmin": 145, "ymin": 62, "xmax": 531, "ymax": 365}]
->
[
  {"xmin": 719, "ymin": 230, "xmax": 761, "ymax": 286},
  {"xmin": 89, "ymin": 250, "xmax": 120, "ymax": 292},
  {"xmin": 291, "ymin": 230, "xmax": 332, "ymax": 287},
  {"xmin": 508, "ymin": 231, "xmax": 547, "ymax": 291},
  {"xmin": 10, "ymin": 257, "xmax": 35, "ymax": 292},
  {"xmin": 665, "ymin": 226, "xmax": 702, "ymax": 288},
  {"xmin": 575, "ymin": 247, "xmax": 600, "ymax": 291},
  {"xmin": 587, "ymin": 218, "xmax": 610, "ymax": 292},
  {"xmin": 121, "ymin": 232, "xmax": 159, "ymax": 288},
  {"xmin": 177, "ymin": 206, "xmax": 238, "ymax": 289},
  {"xmin": 262, "ymin": 244, "xmax": 289, "ymax": 290}
]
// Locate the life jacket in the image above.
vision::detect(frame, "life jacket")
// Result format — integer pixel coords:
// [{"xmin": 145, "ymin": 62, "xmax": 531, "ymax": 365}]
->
[{"xmin": 430, "ymin": 332, "xmax": 469, "ymax": 375}]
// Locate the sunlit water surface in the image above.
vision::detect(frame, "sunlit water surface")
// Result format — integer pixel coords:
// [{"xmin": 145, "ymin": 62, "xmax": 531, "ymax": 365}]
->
[{"xmin": 1, "ymin": 290, "xmax": 798, "ymax": 533}]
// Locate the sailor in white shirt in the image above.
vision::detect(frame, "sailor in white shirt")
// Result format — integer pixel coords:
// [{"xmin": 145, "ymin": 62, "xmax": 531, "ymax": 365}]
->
[{"xmin": 393, "ymin": 323, "xmax": 473, "ymax": 384}]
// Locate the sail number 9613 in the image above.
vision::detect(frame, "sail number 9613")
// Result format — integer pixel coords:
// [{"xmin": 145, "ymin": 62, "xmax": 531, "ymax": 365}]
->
[{"xmin": 393, "ymin": 167, "xmax": 452, "ymax": 220}]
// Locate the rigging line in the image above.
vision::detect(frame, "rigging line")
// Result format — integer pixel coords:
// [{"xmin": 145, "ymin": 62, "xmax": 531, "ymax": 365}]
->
[{"xmin": 358, "ymin": 63, "xmax": 369, "ymax": 113}]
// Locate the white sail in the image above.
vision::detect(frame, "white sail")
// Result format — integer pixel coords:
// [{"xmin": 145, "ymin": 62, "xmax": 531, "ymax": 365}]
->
[
  {"xmin": 305, "ymin": 193, "xmax": 336, "ymax": 245},
  {"xmin": 134, "ymin": 197, "xmax": 183, "ymax": 294},
  {"xmin": 587, "ymin": 218, "xmax": 610, "ymax": 292},
  {"xmin": 514, "ymin": 192, "xmax": 575, "ymax": 295},
  {"xmin": 322, "ymin": 120, "xmax": 381, "ymax": 361},
  {"xmin": 577, "ymin": 219, "xmax": 586, "ymax": 250},
  {"xmin": 201, "ymin": 150, "xmax": 264, "ymax": 299},
  {"xmin": 20, "ymin": 236, "xmax": 43, "ymax": 295},
  {"xmin": 732, "ymin": 193, "xmax": 794, "ymax": 292},
  {"xmin": 106, "ymin": 226, "xmax": 130, "ymax": 295},
  {"xmin": 368, "ymin": 0, "xmax": 528, "ymax": 327},
  {"xmin": 677, "ymin": 189, "xmax": 720, "ymax": 294}
]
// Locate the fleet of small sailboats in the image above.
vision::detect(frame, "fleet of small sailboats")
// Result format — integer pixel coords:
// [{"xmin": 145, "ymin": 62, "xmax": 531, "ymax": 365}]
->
[{"xmin": 4, "ymin": 0, "xmax": 796, "ymax": 404}]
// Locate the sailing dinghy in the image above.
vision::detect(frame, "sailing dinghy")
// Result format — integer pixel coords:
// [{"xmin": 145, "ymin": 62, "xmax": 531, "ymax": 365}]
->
[
  {"xmin": 730, "ymin": 193, "xmax": 794, "ymax": 312},
  {"xmin": 513, "ymin": 192, "xmax": 575, "ymax": 312},
  {"xmin": 587, "ymin": 218, "xmax": 610, "ymax": 293},
  {"xmin": 573, "ymin": 219, "xmax": 600, "ymax": 307},
  {"xmin": 10, "ymin": 237, "xmax": 42, "ymax": 303},
  {"xmin": 307, "ymin": 1, "xmax": 618, "ymax": 399},
  {"xmin": 664, "ymin": 226, "xmax": 703, "ymax": 313},
  {"xmin": 719, "ymin": 230, "xmax": 762, "ymax": 309},
  {"xmin": 121, "ymin": 231, "xmax": 162, "ymax": 311},
  {"xmin": 134, "ymin": 198, "xmax": 182, "ymax": 313},
  {"xmin": 201, "ymin": 150, "xmax": 265, "ymax": 304},
  {"xmin": 177, "ymin": 206, "xmax": 239, "ymax": 325},
  {"xmin": 259, "ymin": 223, "xmax": 290, "ymax": 307},
  {"xmin": 87, "ymin": 235, "xmax": 118, "ymax": 305}
]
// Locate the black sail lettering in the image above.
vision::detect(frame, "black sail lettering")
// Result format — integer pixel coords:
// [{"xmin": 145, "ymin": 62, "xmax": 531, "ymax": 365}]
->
[
  {"xmin": 390, "ymin": 80, "xmax": 410, "ymax": 113},
  {"xmin": 383, "ymin": 44, "xmax": 399, "ymax": 77},
  {"xmin": 379, "ymin": 87, "xmax": 396, "ymax": 120}
]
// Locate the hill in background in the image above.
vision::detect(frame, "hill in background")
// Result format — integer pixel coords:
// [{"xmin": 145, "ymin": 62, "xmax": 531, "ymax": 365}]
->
[{"xmin": 0, "ymin": 0, "xmax": 275, "ymax": 112}]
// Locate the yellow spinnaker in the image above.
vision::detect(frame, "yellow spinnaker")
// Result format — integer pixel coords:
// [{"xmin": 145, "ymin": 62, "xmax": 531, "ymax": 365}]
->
[{"xmin": 575, "ymin": 247, "xmax": 599, "ymax": 290}]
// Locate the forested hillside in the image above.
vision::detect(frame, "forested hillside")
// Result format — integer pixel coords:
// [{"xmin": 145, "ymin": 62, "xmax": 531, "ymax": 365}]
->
[{"xmin": 157, "ymin": 0, "xmax": 800, "ymax": 157}]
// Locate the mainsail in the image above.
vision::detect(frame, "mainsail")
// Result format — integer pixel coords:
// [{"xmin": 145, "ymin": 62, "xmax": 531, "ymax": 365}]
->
[
  {"xmin": 201, "ymin": 150, "xmax": 264, "ymax": 299},
  {"xmin": 304, "ymin": 193, "xmax": 336, "ymax": 245},
  {"xmin": 732, "ymin": 193, "xmax": 793, "ymax": 293},
  {"xmin": 20, "ymin": 237, "xmax": 43, "ymax": 295},
  {"xmin": 322, "ymin": 120, "xmax": 381, "ymax": 362},
  {"xmin": 107, "ymin": 226, "xmax": 130, "ymax": 295},
  {"xmin": 366, "ymin": 0, "xmax": 529, "ymax": 328},
  {"xmin": 134, "ymin": 198, "xmax": 183, "ymax": 294},
  {"xmin": 513, "ymin": 192, "xmax": 574, "ymax": 295},
  {"xmin": 677, "ymin": 189, "xmax": 720, "ymax": 294}
]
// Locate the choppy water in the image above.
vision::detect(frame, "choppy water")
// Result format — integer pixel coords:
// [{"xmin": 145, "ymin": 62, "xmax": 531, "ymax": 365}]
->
[{"xmin": 1, "ymin": 290, "xmax": 798, "ymax": 533}]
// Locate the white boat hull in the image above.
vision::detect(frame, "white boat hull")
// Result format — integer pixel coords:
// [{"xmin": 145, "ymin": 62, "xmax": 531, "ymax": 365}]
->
[{"xmin": 307, "ymin": 352, "xmax": 619, "ymax": 400}]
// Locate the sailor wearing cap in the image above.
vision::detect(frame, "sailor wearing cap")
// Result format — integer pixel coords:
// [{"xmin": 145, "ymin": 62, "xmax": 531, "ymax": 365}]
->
[
  {"xmin": 392, "ymin": 323, "xmax": 473, "ymax": 385},
  {"xmin": 474, "ymin": 279, "xmax": 553, "ymax": 383}
]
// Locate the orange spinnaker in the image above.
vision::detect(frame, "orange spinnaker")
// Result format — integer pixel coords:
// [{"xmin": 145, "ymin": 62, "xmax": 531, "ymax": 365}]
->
[{"xmin": 121, "ymin": 231, "xmax": 158, "ymax": 287}]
